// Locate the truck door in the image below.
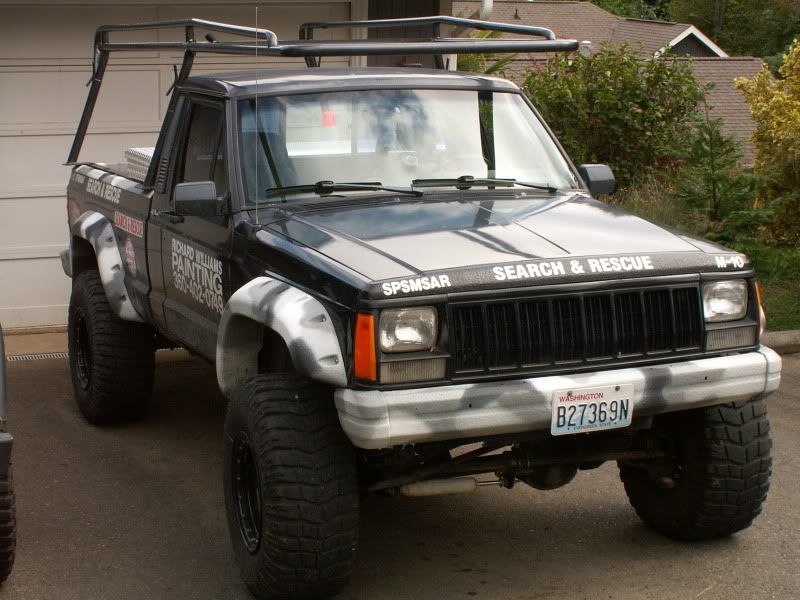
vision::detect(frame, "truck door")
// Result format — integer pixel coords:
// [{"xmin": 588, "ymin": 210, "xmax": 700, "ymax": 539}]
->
[{"xmin": 155, "ymin": 96, "xmax": 232, "ymax": 359}]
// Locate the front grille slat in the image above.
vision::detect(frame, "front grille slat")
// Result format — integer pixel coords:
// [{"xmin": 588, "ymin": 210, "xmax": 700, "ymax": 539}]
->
[
  {"xmin": 452, "ymin": 304, "xmax": 484, "ymax": 372},
  {"xmin": 615, "ymin": 292, "xmax": 644, "ymax": 355},
  {"xmin": 485, "ymin": 303, "xmax": 517, "ymax": 369},
  {"xmin": 552, "ymin": 297, "xmax": 582, "ymax": 362},
  {"xmin": 673, "ymin": 288, "xmax": 702, "ymax": 350},
  {"xmin": 644, "ymin": 290, "xmax": 672, "ymax": 352},
  {"xmin": 449, "ymin": 285, "xmax": 704, "ymax": 377},
  {"xmin": 519, "ymin": 300, "xmax": 550, "ymax": 365},
  {"xmin": 584, "ymin": 294, "xmax": 613, "ymax": 359}
]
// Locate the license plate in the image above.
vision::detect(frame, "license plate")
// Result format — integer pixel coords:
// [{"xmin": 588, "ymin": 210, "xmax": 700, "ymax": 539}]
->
[{"xmin": 550, "ymin": 384, "xmax": 634, "ymax": 436}]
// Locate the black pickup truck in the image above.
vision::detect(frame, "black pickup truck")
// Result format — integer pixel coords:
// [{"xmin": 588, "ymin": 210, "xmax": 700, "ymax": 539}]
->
[{"xmin": 61, "ymin": 17, "xmax": 782, "ymax": 600}]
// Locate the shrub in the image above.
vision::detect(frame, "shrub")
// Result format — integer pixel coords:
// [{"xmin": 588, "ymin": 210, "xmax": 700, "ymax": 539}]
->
[
  {"xmin": 610, "ymin": 174, "xmax": 689, "ymax": 231},
  {"xmin": 523, "ymin": 44, "xmax": 703, "ymax": 188},
  {"xmin": 672, "ymin": 103, "xmax": 758, "ymax": 226},
  {"xmin": 455, "ymin": 30, "xmax": 516, "ymax": 77},
  {"xmin": 736, "ymin": 38, "xmax": 800, "ymax": 243}
]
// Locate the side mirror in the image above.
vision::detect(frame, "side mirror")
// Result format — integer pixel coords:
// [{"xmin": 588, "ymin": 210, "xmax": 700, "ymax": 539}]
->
[
  {"xmin": 174, "ymin": 181, "xmax": 228, "ymax": 217},
  {"xmin": 578, "ymin": 164, "xmax": 616, "ymax": 197}
]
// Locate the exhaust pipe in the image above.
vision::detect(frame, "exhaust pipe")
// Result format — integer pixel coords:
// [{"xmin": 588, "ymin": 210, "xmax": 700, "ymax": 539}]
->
[{"xmin": 399, "ymin": 477, "xmax": 478, "ymax": 497}]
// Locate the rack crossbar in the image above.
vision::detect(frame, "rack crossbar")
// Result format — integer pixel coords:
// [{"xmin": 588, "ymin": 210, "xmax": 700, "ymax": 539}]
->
[{"xmin": 99, "ymin": 39, "xmax": 577, "ymax": 56}]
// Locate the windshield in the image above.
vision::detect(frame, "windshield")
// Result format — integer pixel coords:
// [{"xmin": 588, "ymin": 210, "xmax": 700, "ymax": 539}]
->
[{"xmin": 237, "ymin": 88, "xmax": 579, "ymax": 202}]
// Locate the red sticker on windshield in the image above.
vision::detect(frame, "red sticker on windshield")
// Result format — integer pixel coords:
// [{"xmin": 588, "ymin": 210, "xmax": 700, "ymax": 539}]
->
[{"xmin": 321, "ymin": 110, "xmax": 337, "ymax": 127}]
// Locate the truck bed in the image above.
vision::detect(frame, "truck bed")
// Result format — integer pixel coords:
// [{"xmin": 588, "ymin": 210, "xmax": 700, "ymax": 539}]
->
[{"xmin": 83, "ymin": 147, "xmax": 155, "ymax": 183}]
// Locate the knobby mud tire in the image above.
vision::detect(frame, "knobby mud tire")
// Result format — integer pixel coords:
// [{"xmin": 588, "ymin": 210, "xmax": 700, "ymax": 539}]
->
[
  {"xmin": 67, "ymin": 269, "xmax": 155, "ymax": 424},
  {"xmin": 223, "ymin": 374, "xmax": 359, "ymax": 600},
  {"xmin": 619, "ymin": 398, "xmax": 771, "ymax": 540}
]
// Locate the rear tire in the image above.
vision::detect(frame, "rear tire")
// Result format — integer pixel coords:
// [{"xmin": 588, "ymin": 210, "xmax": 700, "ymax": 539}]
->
[
  {"xmin": 619, "ymin": 398, "xmax": 772, "ymax": 540},
  {"xmin": 0, "ymin": 473, "xmax": 16, "ymax": 583},
  {"xmin": 67, "ymin": 269, "xmax": 155, "ymax": 424},
  {"xmin": 223, "ymin": 374, "xmax": 359, "ymax": 600}
]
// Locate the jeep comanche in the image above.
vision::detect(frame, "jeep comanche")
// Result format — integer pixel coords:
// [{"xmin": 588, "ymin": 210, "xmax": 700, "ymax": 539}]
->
[{"xmin": 61, "ymin": 17, "xmax": 782, "ymax": 600}]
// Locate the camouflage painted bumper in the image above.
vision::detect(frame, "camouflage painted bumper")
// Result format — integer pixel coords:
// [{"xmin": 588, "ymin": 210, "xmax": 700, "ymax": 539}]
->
[{"xmin": 335, "ymin": 346, "xmax": 782, "ymax": 450}]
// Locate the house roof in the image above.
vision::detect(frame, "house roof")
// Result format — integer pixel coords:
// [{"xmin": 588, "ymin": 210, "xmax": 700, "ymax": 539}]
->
[
  {"xmin": 609, "ymin": 17, "xmax": 690, "ymax": 54},
  {"xmin": 454, "ymin": 1, "xmax": 620, "ymax": 46},
  {"xmin": 690, "ymin": 57, "xmax": 764, "ymax": 166},
  {"xmin": 452, "ymin": 1, "xmax": 727, "ymax": 56}
]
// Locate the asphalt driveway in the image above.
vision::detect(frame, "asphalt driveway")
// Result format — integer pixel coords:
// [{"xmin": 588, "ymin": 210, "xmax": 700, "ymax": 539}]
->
[{"xmin": 2, "ymin": 343, "xmax": 798, "ymax": 599}]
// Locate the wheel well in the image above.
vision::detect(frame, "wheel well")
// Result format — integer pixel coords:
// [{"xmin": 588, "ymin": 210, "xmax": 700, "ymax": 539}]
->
[
  {"xmin": 217, "ymin": 313, "xmax": 296, "ymax": 395},
  {"xmin": 258, "ymin": 327, "xmax": 294, "ymax": 374},
  {"xmin": 71, "ymin": 236, "xmax": 97, "ymax": 277}
]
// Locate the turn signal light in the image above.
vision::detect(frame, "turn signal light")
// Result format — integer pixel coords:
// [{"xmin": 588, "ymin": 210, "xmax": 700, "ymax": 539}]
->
[
  {"xmin": 755, "ymin": 280, "xmax": 766, "ymax": 338},
  {"xmin": 354, "ymin": 313, "xmax": 377, "ymax": 381}
]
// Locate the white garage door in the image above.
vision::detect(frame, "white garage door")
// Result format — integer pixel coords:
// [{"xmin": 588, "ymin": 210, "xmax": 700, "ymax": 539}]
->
[{"xmin": 0, "ymin": 0, "xmax": 360, "ymax": 330}]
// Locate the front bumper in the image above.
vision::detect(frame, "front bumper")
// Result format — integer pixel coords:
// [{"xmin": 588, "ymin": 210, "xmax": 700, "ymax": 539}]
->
[{"xmin": 335, "ymin": 346, "xmax": 782, "ymax": 449}]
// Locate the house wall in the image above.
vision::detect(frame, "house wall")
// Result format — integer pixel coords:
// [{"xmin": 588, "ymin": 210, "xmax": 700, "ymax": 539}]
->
[
  {"xmin": 671, "ymin": 36, "xmax": 719, "ymax": 57},
  {"xmin": 0, "ymin": 0, "xmax": 365, "ymax": 330},
  {"xmin": 367, "ymin": 0, "xmax": 453, "ymax": 67}
]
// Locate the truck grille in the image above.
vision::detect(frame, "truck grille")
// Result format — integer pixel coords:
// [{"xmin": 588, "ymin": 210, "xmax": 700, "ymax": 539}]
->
[{"xmin": 449, "ymin": 286, "xmax": 703, "ymax": 375}]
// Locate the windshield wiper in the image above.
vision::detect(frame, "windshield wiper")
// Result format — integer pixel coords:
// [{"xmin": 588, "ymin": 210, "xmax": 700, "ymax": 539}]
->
[
  {"xmin": 412, "ymin": 175, "xmax": 558, "ymax": 193},
  {"xmin": 265, "ymin": 180, "xmax": 423, "ymax": 199}
]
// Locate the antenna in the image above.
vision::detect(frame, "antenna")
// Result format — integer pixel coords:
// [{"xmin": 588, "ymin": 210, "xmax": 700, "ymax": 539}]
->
[{"xmin": 254, "ymin": 6, "xmax": 260, "ymax": 223}]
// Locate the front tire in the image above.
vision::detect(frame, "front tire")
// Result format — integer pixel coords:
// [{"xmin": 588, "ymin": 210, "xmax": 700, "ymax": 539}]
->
[
  {"xmin": 223, "ymin": 374, "xmax": 359, "ymax": 600},
  {"xmin": 67, "ymin": 269, "xmax": 155, "ymax": 424},
  {"xmin": 619, "ymin": 398, "xmax": 772, "ymax": 540}
]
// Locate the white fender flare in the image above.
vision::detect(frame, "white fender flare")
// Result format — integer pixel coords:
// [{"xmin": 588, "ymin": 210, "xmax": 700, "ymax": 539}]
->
[
  {"xmin": 216, "ymin": 277, "xmax": 347, "ymax": 396},
  {"xmin": 66, "ymin": 211, "xmax": 144, "ymax": 322}
]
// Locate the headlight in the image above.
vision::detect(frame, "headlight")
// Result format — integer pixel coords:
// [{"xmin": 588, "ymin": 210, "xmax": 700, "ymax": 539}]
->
[
  {"xmin": 702, "ymin": 280, "xmax": 748, "ymax": 322},
  {"xmin": 379, "ymin": 307, "xmax": 437, "ymax": 352}
]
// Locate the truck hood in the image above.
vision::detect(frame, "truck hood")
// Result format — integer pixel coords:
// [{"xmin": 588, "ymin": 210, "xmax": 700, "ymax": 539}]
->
[{"xmin": 260, "ymin": 192, "xmax": 749, "ymax": 299}]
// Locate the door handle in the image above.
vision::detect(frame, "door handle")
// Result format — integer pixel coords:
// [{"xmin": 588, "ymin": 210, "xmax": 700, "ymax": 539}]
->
[{"xmin": 153, "ymin": 210, "xmax": 184, "ymax": 224}]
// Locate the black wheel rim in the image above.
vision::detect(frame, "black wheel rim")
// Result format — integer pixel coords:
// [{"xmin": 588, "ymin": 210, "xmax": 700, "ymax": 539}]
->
[
  {"xmin": 232, "ymin": 433, "xmax": 262, "ymax": 554},
  {"xmin": 73, "ymin": 308, "xmax": 92, "ymax": 391}
]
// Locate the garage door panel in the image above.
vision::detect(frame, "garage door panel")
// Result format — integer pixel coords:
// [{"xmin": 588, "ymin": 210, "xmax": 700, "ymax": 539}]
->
[
  {"xmin": 0, "ymin": 131, "xmax": 159, "ymax": 189},
  {"xmin": 0, "ymin": 68, "xmax": 162, "ymax": 131},
  {"xmin": 1, "ymin": 1, "xmax": 355, "ymax": 329},
  {"xmin": 0, "ymin": 196, "xmax": 67, "ymax": 251},
  {"xmin": 92, "ymin": 69, "xmax": 163, "ymax": 125},
  {"xmin": 0, "ymin": 258, "xmax": 70, "ymax": 329},
  {"xmin": 0, "ymin": 5, "xmax": 159, "ymax": 61},
  {"xmin": 156, "ymin": 3, "xmax": 350, "ymax": 45}
]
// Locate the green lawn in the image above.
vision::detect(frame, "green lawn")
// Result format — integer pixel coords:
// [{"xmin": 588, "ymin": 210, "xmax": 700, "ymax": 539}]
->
[
  {"xmin": 761, "ymin": 280, "xmax": 800, "ymax": 331},
  {"xmin": 731, "ymin": 242, "xmax": 800, "ymax": 331}
]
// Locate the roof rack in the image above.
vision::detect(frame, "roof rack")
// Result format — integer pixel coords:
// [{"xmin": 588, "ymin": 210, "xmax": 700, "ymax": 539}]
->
[
  {"xmin": 67, "ymin": 17, "xmax": 578, "ymax": 174},
  {"xmin": 297, "ymin": 15, "xmax": 568, "ymax": 67}
]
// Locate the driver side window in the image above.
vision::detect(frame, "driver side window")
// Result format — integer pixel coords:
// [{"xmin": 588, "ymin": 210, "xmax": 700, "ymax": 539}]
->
[{"xmin": 178, "ymin": 101, "xmax": 228, "ymax": 196}]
